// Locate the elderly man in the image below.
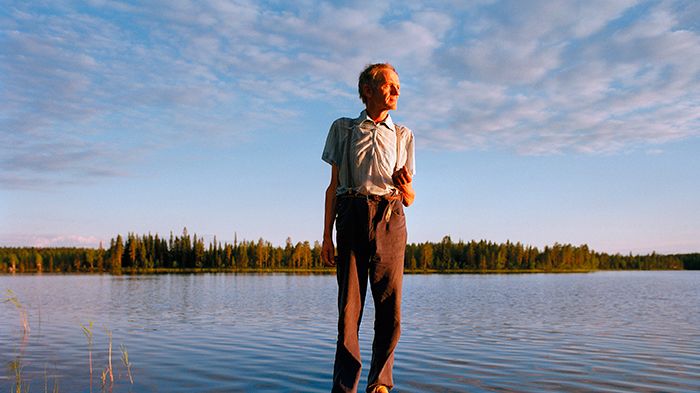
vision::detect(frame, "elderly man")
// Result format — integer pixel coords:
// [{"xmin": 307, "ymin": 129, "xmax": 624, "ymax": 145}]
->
[{"xmin": 321, "ymin": 63, "xmax": 415, "ymax": 393}]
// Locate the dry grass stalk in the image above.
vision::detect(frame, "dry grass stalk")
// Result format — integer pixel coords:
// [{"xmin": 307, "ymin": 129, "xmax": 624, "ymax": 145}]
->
[
  {"xmin": 43, "ymin": 368, "xmax": 59, "ymax": 393},
  {"xmin": 120, "ymin": 344, "xmax": 134, "ymax": 384},
  {"xmin": 81, "ymin": 320, "xmax": 95, "ymax": 376},
  {"xmin": 10, "ymin": 357, "xmax": 23, "ymax": 393},
  {"xmin": 106, "ymin": 328, "xmax": 114, "ymax": 383},
  {"xmin": 4, "ymin": 289, "xmax": 30, "ymax": 335}
]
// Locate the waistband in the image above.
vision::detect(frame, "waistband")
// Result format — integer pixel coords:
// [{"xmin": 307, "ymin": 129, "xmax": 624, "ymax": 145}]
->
[{"xmin": 338, "ymin": 190, "xmax": 402, "ymax": 202}]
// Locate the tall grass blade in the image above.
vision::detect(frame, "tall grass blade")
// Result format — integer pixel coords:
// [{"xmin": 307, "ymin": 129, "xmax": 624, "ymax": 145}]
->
[
  {"xmin": 120, "ymin": 344, "xmax": 134, "ymax": 384},
  {"xmin": 81, "ymin": 321, "xmax": 94, "ymax": 376}
]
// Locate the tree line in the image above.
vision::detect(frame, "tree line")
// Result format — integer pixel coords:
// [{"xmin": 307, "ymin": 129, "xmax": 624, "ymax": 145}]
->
[{"xmin": 0, "ymin": 230, "xmax": 694, "ymax": 274}]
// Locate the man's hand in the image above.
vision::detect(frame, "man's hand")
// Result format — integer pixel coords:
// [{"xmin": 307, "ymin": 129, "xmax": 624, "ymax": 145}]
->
[
  {"xmin": 322, "ymin": 237, "xmax": 336, "ymax": 267},
  {"xmin": 322, "ymin": 165, "xmax": 339, "ymax": 267},
  {"xmin": 392, "ymin": 166, "xmax": 415, "ymax": 207}
]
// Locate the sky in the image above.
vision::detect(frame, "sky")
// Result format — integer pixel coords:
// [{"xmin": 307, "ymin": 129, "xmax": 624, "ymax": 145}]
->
[{"xmin": 1, "ymin": 0, "xmax": 699, "ymax": 255}]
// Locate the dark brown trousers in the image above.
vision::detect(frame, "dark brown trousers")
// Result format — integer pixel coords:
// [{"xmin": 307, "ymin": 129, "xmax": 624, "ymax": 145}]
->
[{"xmin": 332, "ymin": 196, "xmax": 406, "ymax": 393}]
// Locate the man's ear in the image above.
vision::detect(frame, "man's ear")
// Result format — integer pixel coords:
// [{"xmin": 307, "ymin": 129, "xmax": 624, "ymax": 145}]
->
[{"xmin": 361, "ymin": 83, "xmax": 373, "ymax": 100}]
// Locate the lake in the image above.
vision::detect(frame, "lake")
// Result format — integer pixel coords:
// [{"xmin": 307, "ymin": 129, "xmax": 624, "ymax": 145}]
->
[{"xmin": 1, "ymin": 272, "xmax": 698, "ymax": 392}]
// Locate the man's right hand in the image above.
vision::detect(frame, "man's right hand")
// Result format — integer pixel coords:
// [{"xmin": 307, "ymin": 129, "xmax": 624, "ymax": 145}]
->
[{"xmin": 322, "ymin": 238, "xmax": 336, "ymax": 267}]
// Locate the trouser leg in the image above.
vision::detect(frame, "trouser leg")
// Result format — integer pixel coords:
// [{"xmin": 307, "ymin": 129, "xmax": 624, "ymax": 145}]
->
[
  {"xmin": 333, "ymin": 198, "xmax": 370, "ymax": 393},
  {"xmin": 367, "ymin": 201, "xmax": 407, "ymax": 392}
]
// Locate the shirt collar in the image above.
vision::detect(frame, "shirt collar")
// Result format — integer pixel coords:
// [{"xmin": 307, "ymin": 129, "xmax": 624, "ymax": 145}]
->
[{"xmin": 354, "ymin": 110, "xmax": 396, "ymax": 132}]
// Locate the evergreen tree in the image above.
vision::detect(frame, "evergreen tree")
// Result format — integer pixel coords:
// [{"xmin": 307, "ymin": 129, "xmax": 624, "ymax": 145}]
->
[
  {"xmin": 35, "ymin": 252, "xmax": 43, "ymax": 273},
  {"xmin": 112, "ymin": 235, "xmax": 124, "ymax": 272}
]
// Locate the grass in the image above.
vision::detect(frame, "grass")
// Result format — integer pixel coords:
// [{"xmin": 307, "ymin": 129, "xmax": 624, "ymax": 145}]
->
[
  {"xmin": 100, "ymin": 369, "xmax": 108, "ymax": 388},
  {"xmin": 81, "ymin": 320, "xmax": 94, "ymax": 377},
  {"xmin": 120, "ymin": 344, "xmax": 133, "ymax": 384},
  {"xmin": 4, "ymin": 290, "xmax": 136, "ymax": 392},
  {"xmin": 4, "ymin": 289, "xmax": 30, "ymax": 335},
  {"xmin": 43, "ymin": 366, "xmax": 59, "ymax": 393},
  {"xmin": 105, "ymin": 328, "xmax": 114, "ymax": 385},
  {"xmin": 9, "ymin": 357, "xmax": 29, "ymax": 393}
]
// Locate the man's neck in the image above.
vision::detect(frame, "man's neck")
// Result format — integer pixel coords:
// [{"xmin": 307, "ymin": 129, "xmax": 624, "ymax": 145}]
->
[{"xmin": 365, "ymin": 107, "xmax": 390, "ymax": 123}]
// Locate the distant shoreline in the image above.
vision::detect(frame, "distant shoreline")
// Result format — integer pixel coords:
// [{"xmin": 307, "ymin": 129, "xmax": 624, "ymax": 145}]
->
[
  {"xmin": 0, "ymin": 268, "xmax": 694, "ymax": 276},
  {"xmin": 2, "ymin": 232, "xmax": 698, "ymax": 273}
]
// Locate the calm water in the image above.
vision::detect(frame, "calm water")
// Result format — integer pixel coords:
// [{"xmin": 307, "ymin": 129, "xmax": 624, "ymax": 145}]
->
[{"xmin": 1, "ymin": 272, "xmax": 698, "ymax": 392}]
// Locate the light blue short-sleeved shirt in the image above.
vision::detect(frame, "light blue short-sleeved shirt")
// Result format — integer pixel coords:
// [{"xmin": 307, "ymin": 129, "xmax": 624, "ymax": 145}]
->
[{"xmin": 322, "ymin": 110, "xmax": 415, "ymax": 196}]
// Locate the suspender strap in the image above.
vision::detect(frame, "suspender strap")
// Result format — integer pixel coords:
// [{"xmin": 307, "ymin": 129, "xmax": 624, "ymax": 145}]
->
[{"xmin": 345, "ymin": 122, "xmax": 354, "ymax": 190}]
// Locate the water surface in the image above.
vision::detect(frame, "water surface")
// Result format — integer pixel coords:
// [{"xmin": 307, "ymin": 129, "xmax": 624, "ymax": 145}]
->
[{"xmin": 1, "ymin": 272, "xmax": 698, "ymax": 392}]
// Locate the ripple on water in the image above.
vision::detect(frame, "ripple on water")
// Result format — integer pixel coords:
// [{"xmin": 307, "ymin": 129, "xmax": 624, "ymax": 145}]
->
[{"xmin": 1, "ymin": 272, "xmax": 699, "ymax": 392}]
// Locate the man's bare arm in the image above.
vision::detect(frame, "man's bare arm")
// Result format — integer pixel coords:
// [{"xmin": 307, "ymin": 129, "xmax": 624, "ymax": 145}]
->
[{"xmin": 322, "ymin": 164, "xmax": 340, "ymax": 266}]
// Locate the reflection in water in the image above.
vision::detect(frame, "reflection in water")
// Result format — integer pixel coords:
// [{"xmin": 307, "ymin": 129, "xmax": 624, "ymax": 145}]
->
[{"xmin": 0, "ymin": 272, "xmax": 699, "ymax": 392}]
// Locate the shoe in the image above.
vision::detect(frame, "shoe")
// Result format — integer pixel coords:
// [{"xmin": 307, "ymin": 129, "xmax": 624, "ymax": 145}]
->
[{"xmin": 371, "ymin": 386, "xmax": 389, "ymax": 393}]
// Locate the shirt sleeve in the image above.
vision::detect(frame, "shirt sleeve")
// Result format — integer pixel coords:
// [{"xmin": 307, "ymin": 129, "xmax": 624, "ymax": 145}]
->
[
  {"xmin": 401, "ymin": 126, "xmax": 416, "ymax": 176},
  {"xmin": 321, "ymin": 119, "xmax": 341, "ymax": 166},
  {"xmin": 407, "ymin": 128, "xmax": 415, "ymax": 176}
]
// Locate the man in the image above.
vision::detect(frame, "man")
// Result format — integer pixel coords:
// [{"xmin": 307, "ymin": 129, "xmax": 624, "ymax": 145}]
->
[{"xmin": 321, "ymin": 63, "xmax": 415, "ymax": 393}]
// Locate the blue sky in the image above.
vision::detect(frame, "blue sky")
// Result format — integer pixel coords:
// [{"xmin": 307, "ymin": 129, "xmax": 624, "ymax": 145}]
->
[{"xmin": 1, "ymin": 0, "xmax": 699, "ymax": 254}]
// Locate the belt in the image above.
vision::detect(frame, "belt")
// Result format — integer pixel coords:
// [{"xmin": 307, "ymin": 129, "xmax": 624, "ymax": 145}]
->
[{"xmin": 338, "ymin": 190, "xmax": 402, "ymax": 202}]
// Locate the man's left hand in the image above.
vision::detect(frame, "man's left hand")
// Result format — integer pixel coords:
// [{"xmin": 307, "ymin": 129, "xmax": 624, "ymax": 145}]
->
[{"xmin": 392, "ymin": 166, "xmax": 415, "ymax": 207}]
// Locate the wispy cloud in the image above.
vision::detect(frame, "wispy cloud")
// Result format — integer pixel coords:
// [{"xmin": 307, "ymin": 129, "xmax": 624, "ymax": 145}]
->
[
  {"xmin": 2, "ymin": 0, "xmax": 699, "ymax": 189},
  {"xmin": 0, "ymin": 233, "xmax": 104, "ymax": 248},
  {"xmin": 408, "ymin": 0, "xmax": 700, "ymax": 154}
]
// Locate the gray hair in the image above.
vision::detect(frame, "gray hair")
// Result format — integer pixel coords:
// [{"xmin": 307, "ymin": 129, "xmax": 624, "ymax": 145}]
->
[{"xmin": 358, "ymin": 63, "xmax": 397, "ymax": 104}]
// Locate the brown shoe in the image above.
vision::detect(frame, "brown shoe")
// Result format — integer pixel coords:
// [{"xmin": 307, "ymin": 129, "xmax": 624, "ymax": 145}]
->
[{"xmin": 371, "ymin": 386, "xmax": 389, "ymax": 393}]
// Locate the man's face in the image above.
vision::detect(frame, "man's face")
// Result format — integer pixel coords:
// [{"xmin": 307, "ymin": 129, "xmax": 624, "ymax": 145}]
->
[{"xmin": 365, "ymin": 69, "xmax": 400, "ymax": 112}]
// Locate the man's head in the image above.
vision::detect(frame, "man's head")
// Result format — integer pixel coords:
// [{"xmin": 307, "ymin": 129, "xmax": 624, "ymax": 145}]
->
[{"xmin": 358, "ymin": 63, "xmax": 400, "ymax": 113}]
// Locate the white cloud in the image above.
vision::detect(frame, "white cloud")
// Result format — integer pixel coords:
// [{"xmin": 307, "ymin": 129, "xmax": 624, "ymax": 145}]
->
[
  {"xmin": 0, "ymin": 234, "xmax": 104, "ymax": 248},
  {"xmin": 405, "ymin": 0, "xmax": 700, "ymax": 155},
  {"xmin": 1, "ymin": 0, "xmax": 699, "ymax": 190}
]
